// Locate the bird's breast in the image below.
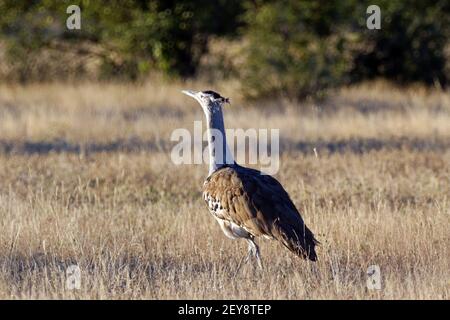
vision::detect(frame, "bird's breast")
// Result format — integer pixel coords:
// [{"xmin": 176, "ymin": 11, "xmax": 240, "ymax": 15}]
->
[
  {"xmin": 204, "ymin": 192, "xmax": 226, "ymax": 219},
  {"xmin": 203, "ymin": 191, "xmax": 251, "ymax": 239}
]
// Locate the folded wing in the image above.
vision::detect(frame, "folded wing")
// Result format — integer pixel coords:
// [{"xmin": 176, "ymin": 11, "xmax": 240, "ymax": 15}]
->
[{"xmin": 203, "ymin": 165, "xmax": 318, "ymax": 261}]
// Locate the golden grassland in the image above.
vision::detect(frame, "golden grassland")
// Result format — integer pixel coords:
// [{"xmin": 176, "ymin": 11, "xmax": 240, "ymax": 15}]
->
[{"xmin": 0, "ymin": 80, "xmax": 448, "ymax": 299}]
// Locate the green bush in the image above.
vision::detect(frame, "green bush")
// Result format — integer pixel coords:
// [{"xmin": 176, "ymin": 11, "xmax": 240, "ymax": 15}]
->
[
  {"xmin": 0, "ymin": 0, "xmax": 244, "ymax": 80},
  {"xmin": 240, "ymin": 0, "xmax": 450, "ymax": 100},
  {"xmin": 351, "ymin": 0, "xmax": 450, "ymax": 87},
  {"xmin": 0, "ymin": 0, "xmax": 448, "ymax": 96},
  {"xmin": 240, "ymin": 1, "xmax": 355, "ymax": 100}
]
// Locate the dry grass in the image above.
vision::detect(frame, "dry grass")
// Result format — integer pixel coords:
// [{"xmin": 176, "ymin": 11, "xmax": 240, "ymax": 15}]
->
[{"xmin": 0, "ymin": 80, "xmax": 448, "ymax": 299}]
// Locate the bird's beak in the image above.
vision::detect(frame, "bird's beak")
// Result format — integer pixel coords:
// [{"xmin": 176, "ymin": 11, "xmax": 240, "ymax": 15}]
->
[{"xmin": 181, "ymin": 90, "xmax": 199, "ymax": 100}]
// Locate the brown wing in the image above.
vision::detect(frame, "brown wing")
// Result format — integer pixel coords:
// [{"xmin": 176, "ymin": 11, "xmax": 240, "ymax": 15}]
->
[{"xmin": 203, "ymin": 165, "xmax": 318, "ymax": 261}]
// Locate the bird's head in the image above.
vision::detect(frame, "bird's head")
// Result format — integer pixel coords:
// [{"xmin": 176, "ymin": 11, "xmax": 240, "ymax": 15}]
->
[{"xmin": 182, "ymin": 90, "xmax": 229, "ymax": 115}]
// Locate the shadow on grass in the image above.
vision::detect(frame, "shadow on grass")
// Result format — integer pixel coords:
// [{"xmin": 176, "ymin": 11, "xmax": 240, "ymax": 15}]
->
[
  {"xmin": 0, "ymin": 136, "xmax": 449, "ymax": 156},
  {"xmin": 281, "ymin": 137, "xmax": 450, "ymax": 154},
  {"xmin": 0, "ymin": 251, "xmax": 233, "ymax": 293}
]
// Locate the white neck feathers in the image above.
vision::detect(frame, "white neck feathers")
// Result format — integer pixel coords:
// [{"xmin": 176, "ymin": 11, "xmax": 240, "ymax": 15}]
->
[{"xmin": 203, "ymin": 103, "xmax": 234, "ymax": 175}]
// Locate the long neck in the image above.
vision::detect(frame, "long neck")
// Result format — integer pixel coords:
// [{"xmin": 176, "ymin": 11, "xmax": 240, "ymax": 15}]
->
[{"xmin": 204, "ymin": 105, "xmax": 234, "ymax": 175}]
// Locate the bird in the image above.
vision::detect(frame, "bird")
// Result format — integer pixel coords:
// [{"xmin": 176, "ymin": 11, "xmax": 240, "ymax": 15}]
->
[{"xmin": 182, "ymin": 89, "xmax": 318, "ymax": 268}]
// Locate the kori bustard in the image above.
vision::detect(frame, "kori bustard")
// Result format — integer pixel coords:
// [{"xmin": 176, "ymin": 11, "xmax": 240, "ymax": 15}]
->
[{"xmin": 182, "ymin": 90, "xmax": 318, "ymax": 268}]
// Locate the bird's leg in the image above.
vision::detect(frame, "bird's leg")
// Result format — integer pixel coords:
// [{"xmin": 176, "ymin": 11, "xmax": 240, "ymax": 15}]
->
[
  {"xmin": 247, "ymin": 238, "xmax": 263, "ymax": 270},
  {"xmin": 254, "ymin": 245, "xmax": 263, "ymax": 269}
]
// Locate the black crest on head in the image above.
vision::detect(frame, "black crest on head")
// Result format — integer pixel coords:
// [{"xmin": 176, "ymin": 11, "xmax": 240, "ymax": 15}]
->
[
  {"xmin": 203, "ymin": 90, "xmax": 229, "ymax": 103},
  {"xmin": 203, "ymin": 90, "xmax": 222, "ymax": 99}
]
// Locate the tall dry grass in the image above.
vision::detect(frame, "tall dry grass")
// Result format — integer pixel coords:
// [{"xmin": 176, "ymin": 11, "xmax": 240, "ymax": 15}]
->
[{"xmin": 0, "ymin": 80, "xmax": 448, "ymax": 299}]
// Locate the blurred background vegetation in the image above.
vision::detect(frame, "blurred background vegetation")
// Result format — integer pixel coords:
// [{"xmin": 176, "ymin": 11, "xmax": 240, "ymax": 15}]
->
[{"xmin": 0, "ymin": 0, "xmax": 449, "ymax": 100}]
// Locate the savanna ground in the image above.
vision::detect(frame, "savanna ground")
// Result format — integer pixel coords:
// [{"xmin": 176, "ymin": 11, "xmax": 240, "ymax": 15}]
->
[{"xmin": 0, "ymin": 80, "xmax": 448, "ymax": 299}]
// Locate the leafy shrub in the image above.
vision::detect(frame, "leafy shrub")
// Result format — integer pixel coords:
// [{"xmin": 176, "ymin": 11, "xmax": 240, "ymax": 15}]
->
[
  {"xmin": 351, "ymin": 0, "xmax": 450, "ymax": 87},
  {"xmin": 239, "ymin": 1, "xmax": 357, "ymax": 100},
  {"xmin": 0, "ymin": 0, "xmax": 449, "ymax": 97},
  {"xmin": 0, "ymin": 0, "xmax": 244, "ymax": 80}
]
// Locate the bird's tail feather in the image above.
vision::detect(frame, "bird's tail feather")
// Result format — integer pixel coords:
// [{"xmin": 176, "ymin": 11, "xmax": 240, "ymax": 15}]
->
[{"xmin": 274, "ymin": 222, "xmax": 318, "ymax": 261}]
